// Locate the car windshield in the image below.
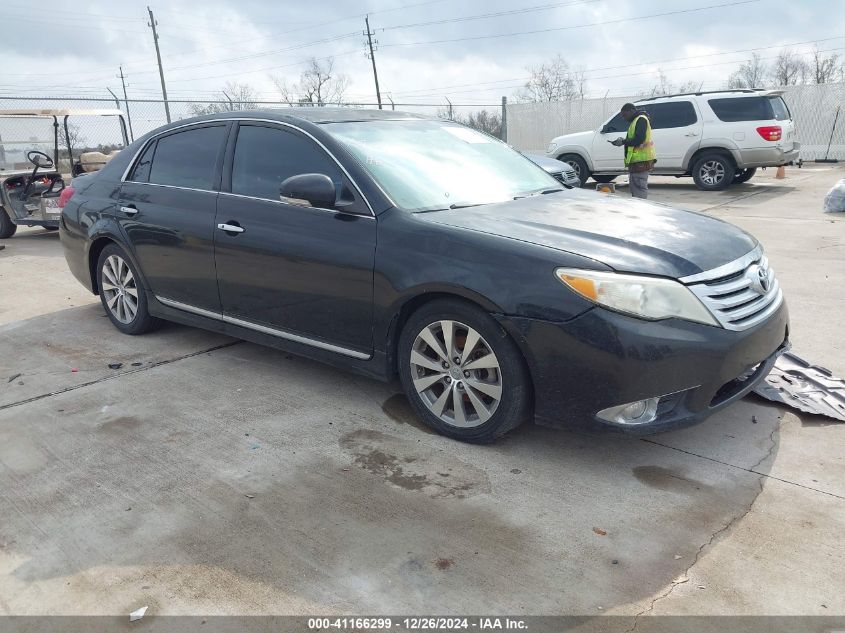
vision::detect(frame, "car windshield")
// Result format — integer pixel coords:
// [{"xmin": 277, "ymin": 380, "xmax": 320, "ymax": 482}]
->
[{"xmin": 324, "ymin": 119, "xmax": 561, "ymax": 212}]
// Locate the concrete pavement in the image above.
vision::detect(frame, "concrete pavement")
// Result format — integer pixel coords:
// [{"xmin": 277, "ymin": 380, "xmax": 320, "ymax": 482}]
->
[{"xmin": 0, "ymin": 165, "xmax": 842, "ymax": 622}]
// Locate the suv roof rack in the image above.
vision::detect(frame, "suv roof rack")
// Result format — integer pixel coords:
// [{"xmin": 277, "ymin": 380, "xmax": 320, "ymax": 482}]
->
[{"xmin": 636, "ymin": 88, "xmax": 763, "ymax": 103}]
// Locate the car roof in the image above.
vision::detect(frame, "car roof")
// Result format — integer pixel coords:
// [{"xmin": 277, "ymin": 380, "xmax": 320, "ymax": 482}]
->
[
  {"xmin": 181, "ymin": 107, "xmax": 431, "ymax": 125},
  {"xmin": 636, "ymin": 89, "xmax": 784, "ymax": 105}
]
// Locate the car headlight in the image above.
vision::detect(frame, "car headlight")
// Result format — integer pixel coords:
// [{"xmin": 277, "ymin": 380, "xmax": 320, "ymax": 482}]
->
[
  {"xmin": 555, "ymin": 268, "xmax": 718, "ymax": 326},
  {"xmin": 547, "ymin": 141, "xmax": 558, "ymax": 153}
]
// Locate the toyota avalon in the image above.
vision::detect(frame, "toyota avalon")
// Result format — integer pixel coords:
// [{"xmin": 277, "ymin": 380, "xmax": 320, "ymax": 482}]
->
[{"xmin": 60, "ymin": 109, "xmax": 789, "ymax": 443}]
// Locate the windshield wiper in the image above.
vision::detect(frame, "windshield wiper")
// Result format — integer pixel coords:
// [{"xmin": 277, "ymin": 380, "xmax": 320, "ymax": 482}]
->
[{"xmin": 513, "ymin": 187, "xmax": 564, "ymax": 200}]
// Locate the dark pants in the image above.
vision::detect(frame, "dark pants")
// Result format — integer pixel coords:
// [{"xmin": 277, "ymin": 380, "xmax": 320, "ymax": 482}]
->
[{"xmin": 629, "ymin": 170, "xmax": 649, "ymax": 199}]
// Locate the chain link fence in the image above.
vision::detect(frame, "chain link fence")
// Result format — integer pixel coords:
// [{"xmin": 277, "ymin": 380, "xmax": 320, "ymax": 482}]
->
[{"xmin": 505, "ymin": 82, "xmax": 845, "ymax": 161}]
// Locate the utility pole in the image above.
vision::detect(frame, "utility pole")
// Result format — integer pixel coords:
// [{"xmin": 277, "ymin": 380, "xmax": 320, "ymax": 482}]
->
[
  {"xmin": 445, "ymin": 97, "xmax": 453, "ymax": 120},
  {"xmin": 364, "ymin": 15, "xmax": 382, "ymax": 110},
  {"xmin": 222, "ymin": 90, "xmax": 234, "ymax": 111},
  {"xmin": 387, "ymin": 95, "xmax": 395, "ymax": 111},
  {"xmin": 147, "ymin": 6, "xmax": 171, "ymax": 123},
  {"xmin": 118, "ymin": 66, "xmax": 135, "ymax": 141},
  {"xmin": 501, "ymin": 96, "xmax": 507, "ymax": 142}
]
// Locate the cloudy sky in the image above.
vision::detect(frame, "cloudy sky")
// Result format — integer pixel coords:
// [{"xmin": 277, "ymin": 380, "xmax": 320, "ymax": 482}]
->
[{"xmin": 0, "ymin": 0, "xmax": 840, "ymax": 113}]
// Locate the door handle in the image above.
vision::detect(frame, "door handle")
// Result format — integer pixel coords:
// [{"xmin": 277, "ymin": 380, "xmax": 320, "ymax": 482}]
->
[
  {"xmin": 217, "ymin": 222, "xmax": 245, "ymax": 234},
  {"xmin": 120, "ymin": 205, "xmax": 138, "ymax": 216},
  {"xmin": 685, "ymin": 132, "xmax": 700, "ymax": 137}
]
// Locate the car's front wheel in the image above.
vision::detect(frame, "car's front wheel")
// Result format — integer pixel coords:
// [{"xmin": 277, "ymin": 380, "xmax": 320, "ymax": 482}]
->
[
  {"xmin": 398, "ymin": 299, "xmax": 532, "ymax": 443},
  {"xmin": 97, "ymin": 243, "xmax": 160, "ymax": 335},
  {"xmin": 558, "ymin": 154, "xmax": 591, "ymax": 185}
]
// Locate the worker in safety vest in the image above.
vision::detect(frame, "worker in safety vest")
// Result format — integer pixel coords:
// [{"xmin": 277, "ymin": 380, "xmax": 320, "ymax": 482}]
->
[{"xmin": 610, "ymin": 103, "xmax": 656, "ymax": 199}]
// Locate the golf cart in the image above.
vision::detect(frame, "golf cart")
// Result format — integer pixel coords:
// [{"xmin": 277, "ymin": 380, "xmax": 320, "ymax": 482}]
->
[{"xmin": 0, "ymin": 109, "xmax": 129, "ymax": 238}]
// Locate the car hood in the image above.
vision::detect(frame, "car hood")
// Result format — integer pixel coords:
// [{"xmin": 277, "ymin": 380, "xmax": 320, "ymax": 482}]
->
[
  {"xmin": 418, "ymin": 189, "xmax": 758, "ymax": 279},
  {"xmin": 548, "ymin": 130, "xmax": 594, "ymax": 153}
]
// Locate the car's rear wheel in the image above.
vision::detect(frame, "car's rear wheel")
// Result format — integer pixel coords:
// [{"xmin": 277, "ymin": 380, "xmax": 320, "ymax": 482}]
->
[
  {"xmin": 0, "ymin": 207, "xmax": 17, "ymax": 239},
  {"xmin": 592, "ymin": 174, "xmax": 617, "ymax": 184},
  {"xmin": 558, "ymin": 154, "xmax": 591, "ymax": 184},
  {"xmin": 97, "ymin": 243, "xmax": 159, "ymax": 335},
  {"xmin": 733, "ymin": 167, "xmax": 757, "ymax": 184},
  {"xmin": 692, "ymin": 153, "xmax": 735, "ymax": 191},
  {"xmin": 398, "ymin": 299, "xmax": 531, "ymax": 443}
]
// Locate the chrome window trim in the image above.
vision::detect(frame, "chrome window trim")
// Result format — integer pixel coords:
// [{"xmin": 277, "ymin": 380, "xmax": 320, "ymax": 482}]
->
[
  {"xmin": 679, "ymin": 245, "xmax": 763, "ymax": 284},
  {"xmin": 120, "ymin": 117, "xmax": 375, "ymax": 216},
  {"xmin": 217, "ymin": 190, "xmax": 375, "ymax": 220},
  {"xmin": 155, "ymin": 295, "xmax": 371, "ymax": 360}
]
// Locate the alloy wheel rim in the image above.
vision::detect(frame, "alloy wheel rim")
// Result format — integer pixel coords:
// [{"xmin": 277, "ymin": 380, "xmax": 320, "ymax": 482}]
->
[
  {"xmin": 410, "ymin": 320, "xmax": 502, "ymax": 428},
  {"xmin": 101, "ymin": 254, "xmax": 139, "ymax": 324},
  {"xmin": 701, "ymin": 160, "xmax": 725, "ymax": 185},
  {"xmin": 566, "ymin": 160, "xmax": 581, "ymax": 178}
]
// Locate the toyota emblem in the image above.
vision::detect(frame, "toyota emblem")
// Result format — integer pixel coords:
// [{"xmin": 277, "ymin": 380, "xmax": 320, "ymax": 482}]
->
[{"xmin": 748, "ymin": 264, "xmax": 770, "ymax": 294}]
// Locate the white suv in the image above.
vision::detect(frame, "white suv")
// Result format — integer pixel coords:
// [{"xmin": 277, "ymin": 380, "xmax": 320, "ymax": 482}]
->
[{"xmin": 545, "ymin": 89, "xmax": 799, "ymax": 191}]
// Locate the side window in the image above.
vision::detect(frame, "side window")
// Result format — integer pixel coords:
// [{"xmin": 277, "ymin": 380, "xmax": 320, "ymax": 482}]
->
[
  {"xmin": 128, "ymin": 140, "xmax": 156, "ymax": 183},
  {"xmin": 603, "ymin": 113, "xmax": 628, "ymax": 133},
  {"xmin": 708, "ymin": 97, "xmax": 772, "ymax": 122},
  {"xmin": 147, "ymin": 125, "xmax": 227, "ymax": 190},
  {"xmin": 644, "ymin": 102, "xmax": 697, "ymax": 129},
  {"xmin": 231, "ymin": 125, "xmax": 343, "ymax": 202}
]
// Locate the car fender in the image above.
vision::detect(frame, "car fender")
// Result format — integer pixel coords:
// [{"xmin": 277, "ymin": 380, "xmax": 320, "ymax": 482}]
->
[
  {"xmin": 553, "ymin": 145, "xmax": 596, "ymax": 171},
  {"xmin": 685, "ymin": 139, "xmax": 741, "ymax": 171},
  {"xmin": 84, "ymin": 217, "xmax": 151, "ymax": 293}
]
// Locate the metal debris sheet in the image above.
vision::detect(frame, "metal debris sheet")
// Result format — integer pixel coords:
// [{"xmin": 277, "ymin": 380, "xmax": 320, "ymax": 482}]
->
[{"xmin": 754, "ymin": 352, "xmax": 845, "ymax": 422}]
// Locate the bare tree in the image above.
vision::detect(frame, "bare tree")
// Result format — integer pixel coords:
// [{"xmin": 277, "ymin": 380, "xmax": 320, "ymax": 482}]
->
[
  {"xmin": 771, "ymin": 49, "xmax": 808, "ymax": 86},
  {"xmin": 727, "ymin": 53, "xmax": 769, "ymax": 89},
  {"xmin": 517, "ymin": 55, "xmax": 585, "ymax": 102},
  {"xmin": 58, "ymin": 123, "xmax": 84, "ymax": 153},
  {"xmin": 810, "ymin": 46, "xmax": 844, "ymax": 84},
  {"xmin": 272, "ymin": 57, "xmax": 349, "ymax": 107},
  {"xmin": 435, "ymin": 108, "xmax": 503, "ymax": 139},
  {"xmin": 189, "ymin": 82, "xmax": 259, "ymax": 115}
]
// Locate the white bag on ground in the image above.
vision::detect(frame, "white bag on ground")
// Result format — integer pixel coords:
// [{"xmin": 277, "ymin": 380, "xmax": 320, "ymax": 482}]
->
[{"xmin": 823, "ymin": 178, "xmax": 845, "ymax": 213}]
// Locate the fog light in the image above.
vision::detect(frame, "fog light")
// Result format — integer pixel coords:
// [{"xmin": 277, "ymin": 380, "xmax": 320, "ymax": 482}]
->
[{"xmin": 597, "ymin": 397, "xmax": 660, "ymax": 426}]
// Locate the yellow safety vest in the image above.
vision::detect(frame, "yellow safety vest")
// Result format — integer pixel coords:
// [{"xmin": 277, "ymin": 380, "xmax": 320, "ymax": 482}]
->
[{"xmin": 625, "ymin": 114, "xmax": 656, "ymax": 166}]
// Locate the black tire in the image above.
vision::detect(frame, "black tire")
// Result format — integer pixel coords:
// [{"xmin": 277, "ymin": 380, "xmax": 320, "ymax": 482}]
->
[
  {"xmin": 692, "ymin": 152, "xmax": 735, "ymax": 191},
  {"xmin": 733, "ymin": 168, "xmax": 757, "ymax": 184},
  {"xmin": 96, "ymin": 243, "xmax": 160, "ymax": 335},
  {"xmin": 0, "ymin": 207, "xmax": 17, "ymax": 239},
  {"xmin": 398, "ymin": 298, "xmax": 532, "ymax": 443},
  {"xmin": 43, "ymin": 226, "xmax": 59, "ymax": 231},
  {"xmin": 558, "ymin": 154, "xmax": 591, "ymax": 185},
  {"xmin": 592, "ymin": 174, "xmax": 617, "ymax": 184}
]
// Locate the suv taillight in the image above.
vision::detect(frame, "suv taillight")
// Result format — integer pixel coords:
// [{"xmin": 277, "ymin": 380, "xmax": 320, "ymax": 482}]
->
[
  {"xmin": 58, "ymin": 186, "xmax": 76, "ymax": 208},
  {"xmin": 756, "ymin": 126, "xmax": 782, "ymax": 141}
]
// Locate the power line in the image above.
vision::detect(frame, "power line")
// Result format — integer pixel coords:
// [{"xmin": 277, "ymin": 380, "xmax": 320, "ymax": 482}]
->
[
  {"xmin": 380, "ymin": 0, "xmax": 601, "ymax": 31},
  {"xmin": 381, "ymin": 0, "xmax": 763, "ymax": 48}
]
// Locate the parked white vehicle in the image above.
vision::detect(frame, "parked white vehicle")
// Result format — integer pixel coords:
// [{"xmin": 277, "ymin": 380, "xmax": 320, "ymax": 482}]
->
[{"xmin": 545, "ymin": 89, "xmax": 800, "ymax": 191}]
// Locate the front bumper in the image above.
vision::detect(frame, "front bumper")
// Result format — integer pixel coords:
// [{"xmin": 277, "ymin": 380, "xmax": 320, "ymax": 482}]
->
[{"xmin": 498, "ymin": 301, "xmax": 789, "ymax": 433}]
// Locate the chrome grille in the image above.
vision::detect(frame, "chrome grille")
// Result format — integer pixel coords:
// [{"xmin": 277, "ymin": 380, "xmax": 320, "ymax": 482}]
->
[{"xmin": 682, "ymin": 247, "xmax": 783, "ymax": 331}]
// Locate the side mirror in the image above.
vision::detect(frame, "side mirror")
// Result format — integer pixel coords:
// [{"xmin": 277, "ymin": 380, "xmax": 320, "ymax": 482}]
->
[
  {"xmin": 280, "ymin": 173, "xmax": 337, "ymax": 209},
  {"xmin": 600, "ymin": 124, "xmax": 610, "ymax": 134}
]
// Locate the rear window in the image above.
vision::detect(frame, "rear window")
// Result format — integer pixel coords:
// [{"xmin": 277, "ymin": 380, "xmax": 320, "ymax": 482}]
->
[
  {"xmin": 708, "ymin": 96, "xmax": 791, "ymax": 122},
  {"xmin": 147, "ymin": 125, "xmax": 227, "ymax": 190}
]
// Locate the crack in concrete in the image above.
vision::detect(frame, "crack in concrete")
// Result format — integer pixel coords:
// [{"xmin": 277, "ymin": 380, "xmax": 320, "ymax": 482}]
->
[
  {"xmin": 625, "ymin": 424, "xmax": 781, "ymax": 632},
  {"xmin": 0, "ymin": 341, "xmax": 242, "ymax": 412},
  {"xmin": 640, "ymin": 437, "xmax": 845, "ymax": 501}
]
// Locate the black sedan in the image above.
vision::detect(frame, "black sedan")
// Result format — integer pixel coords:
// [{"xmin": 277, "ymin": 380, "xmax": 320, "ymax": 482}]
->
[{"xmin": 60, "ymin": 109, "xmax": 789, "ymax": 443}]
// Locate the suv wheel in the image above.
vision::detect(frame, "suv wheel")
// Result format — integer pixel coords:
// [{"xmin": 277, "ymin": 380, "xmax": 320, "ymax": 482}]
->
[
  {"xmin": 398, "ymin": 299, "xmax": 532, "ymax": 443},
  {"xmin": 97, "ymin": 243, "xmax": 160, "ymax": 335},
  {"xmin": 0, "ymin": 207, "xmax": 17, "ymax": 239},
  {"xmin": 559, "ymin": 154, "xmax": 591, "ymax": 184},
  {"xmin": 692, "ymin": 153, "xmax": 735, "ymax": 191},
  {"xmin": 733, "ymin": 168, "xmax": 757, "ymax": 184}
]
